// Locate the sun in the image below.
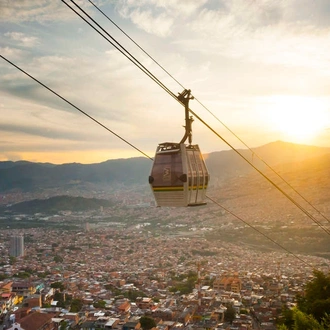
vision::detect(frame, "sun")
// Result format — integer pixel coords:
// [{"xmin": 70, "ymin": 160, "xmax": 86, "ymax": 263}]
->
[{"xmin": 267, "ymin": 96, "xmax": 328, "ymax": 144}]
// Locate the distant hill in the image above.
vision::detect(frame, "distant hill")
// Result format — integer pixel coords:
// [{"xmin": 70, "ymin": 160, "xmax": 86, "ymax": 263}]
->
[
  {"xmin": 202, "ymin": 140, "xmax": 330, "ymax": 185},
  {"xmin": 0, "ymin": 157, "xmax": 152, "ymax": 192},
  {"xmin": 0, "ymin": 140, "xmax": 329, "ymax": 193},
  {"xmin": 0, "ymin": 195, "xmax": 114, "ymax": 214}
]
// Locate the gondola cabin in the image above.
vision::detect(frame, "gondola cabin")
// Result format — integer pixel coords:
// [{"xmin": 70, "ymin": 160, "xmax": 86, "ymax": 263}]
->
[{"xmin": 149, "ymin": 142, "xmax": 209, "ymax": 207}]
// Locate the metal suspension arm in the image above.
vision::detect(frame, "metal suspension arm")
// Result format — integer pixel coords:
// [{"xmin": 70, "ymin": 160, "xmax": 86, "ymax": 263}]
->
[{"xmin": 178, "ymin": 89, "xmax": 194, "ymax": 144}]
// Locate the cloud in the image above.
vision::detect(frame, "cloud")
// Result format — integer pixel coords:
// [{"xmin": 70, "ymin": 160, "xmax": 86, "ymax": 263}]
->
[
  {"xmin": 2, "ymin": 0, "xmax": 330, "ymax": 164},
  {"xmin": 126, "ymin": 9, "xmax": 173, "ymax": 37},
  {"xmin": 170, "ymin": 0, "xmax": 330, "ymax": 74},
  {"xmin": 0, "ymin": 123, "xmax": 85, "ymax": 141},
  {"xmin": 116, "ymin": 0, "xmax": 207, "ymax": 37},
  {"xmin": 0, "ymin": 0, "xmax": 89, "ymax": 23},
  {"xmin": 0, "ymin": 47, "xmax": 26, "ymax": 60},
  {"xmin": 4, "ymin": 32, "xmax": 39, "ymax": 47}
]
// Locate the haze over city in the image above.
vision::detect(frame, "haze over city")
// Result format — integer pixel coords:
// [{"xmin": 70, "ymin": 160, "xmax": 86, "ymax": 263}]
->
[{"xmin": 1, "ymin": 0, "xmax": 330, "ymax": 164}]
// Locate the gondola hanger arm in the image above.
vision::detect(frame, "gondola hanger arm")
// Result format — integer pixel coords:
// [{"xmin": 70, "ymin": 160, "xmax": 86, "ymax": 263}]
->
[{"xmin": 178, "ymin": 89, "xmax": 194, "ymax": 145}]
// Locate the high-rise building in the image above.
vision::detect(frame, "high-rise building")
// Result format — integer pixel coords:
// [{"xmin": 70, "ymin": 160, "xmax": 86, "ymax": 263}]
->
[{"xmin": 9, "ymin": 235, "xmax": 24, "ymax": 257}]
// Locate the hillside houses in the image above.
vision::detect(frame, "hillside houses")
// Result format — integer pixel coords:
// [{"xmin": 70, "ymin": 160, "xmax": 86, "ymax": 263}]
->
[{"xmin": 0, "ymin": 226, "xmax": 327, "ymax": 330}]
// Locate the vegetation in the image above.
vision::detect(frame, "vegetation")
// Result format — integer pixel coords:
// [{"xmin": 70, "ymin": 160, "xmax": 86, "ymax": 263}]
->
[
  {"xmin": 93, "ymin": 300, "xmax": 106, "ymax": 308},
  {"xmin": 51, "ymin": 281, "xmax": 65, "ymax": 291},
  {"xmin": 224, "ymin": 304, "xmax": 236, "ymax": 324},
  {"xmin": 70, "ymin": 298, "xmax": 84, "ymax": 312},
  {"xmin": 9, "ymin": 256, "xmax": 16, "ymax": 265},
  {"xmin": 278, "ymin": 270, "xmax": 330, "ymax": 329},
  {"xmin": 15, "ymin": 271, "xmax": 31, "ymax": 279},
  {"xmin": 54, "ymin": 255, "xmax": 63, "ymax": 263},
  {"xmin": 59, "ymin": 320, "xmax": 68, "ymax": 330},
  {"xmin": 169, "ymin": 271, "xmax": 197, "ymax": 294},
  {"xmin": 2, "ymin": 195, "xmax": 114, "ymax": 215},
  {"xmin": 53, "ymin": 291, "xmax": 66, "ymax": 308},
  {"xmin": 0, "ymin": 274, "xmax": 8, "ymax": 281},
  {"xmin": 139, "ymin": 316, "xmax": 157, "ymax": 330}
]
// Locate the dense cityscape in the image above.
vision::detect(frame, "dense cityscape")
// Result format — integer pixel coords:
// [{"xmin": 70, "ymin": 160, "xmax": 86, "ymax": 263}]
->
[
  {"xmin": 2, "ymin": 0, "xmax": 330, "ymax": 328},
  {"xmin": 0, "ymin": 199, "xmax": 329, "ymax": 330},
  {"xmin": 1, "ymin": 142, "xmax": 330, "ymax": 330}
]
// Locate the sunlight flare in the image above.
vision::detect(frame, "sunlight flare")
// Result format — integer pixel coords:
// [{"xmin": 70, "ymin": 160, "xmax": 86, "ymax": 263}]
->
[{"xmin": 267, "ymin": 96, "xmax": 329, "ymax": 143}]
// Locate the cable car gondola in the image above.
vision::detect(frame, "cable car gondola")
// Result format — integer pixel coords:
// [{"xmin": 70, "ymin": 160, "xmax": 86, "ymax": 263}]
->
[{"xmin": 148, "ymin": 89, "xmax": 210, "ymax": 207}]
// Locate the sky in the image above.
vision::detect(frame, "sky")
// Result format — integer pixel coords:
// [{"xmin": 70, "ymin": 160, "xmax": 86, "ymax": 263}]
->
[{"xmin": 1, "ymin": 0, "xmax": 330, "ymax": 164}]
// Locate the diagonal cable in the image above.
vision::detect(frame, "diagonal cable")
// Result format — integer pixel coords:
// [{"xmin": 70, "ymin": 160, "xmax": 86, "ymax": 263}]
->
[
  {"xmin": 206, "ymin": 195, "xmax": 314, "ymax": 270},
  {"xmin": 63, "ymin": 0, "xmax": 178, "ymax": 102},
  {"xmin": 188, "ymin": 107, "xmax": 330, "ymax": 236},
  {"xmin": 0, "ymin": 55, "xmax": 153, "ymax": 161},
  {"xmin": 63, "ymin": 0, "xmax": 330, "ymax": 237},
  {"xmin": 0, "ymin": 54, "xmax": 317, "ymax": 270},
  {"xmin": 86, "ymin": 0, "xmax": 330, "ymax": 225}
]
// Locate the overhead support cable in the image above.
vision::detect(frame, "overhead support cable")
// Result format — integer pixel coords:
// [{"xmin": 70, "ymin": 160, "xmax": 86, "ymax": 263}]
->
[
  {"xmin": 0, "ymin": 55, "xmax": 153, "ymax": 161},
  {"xmin": 195, "ymin": 98, "xmax": 330, "ymax": 225},
  {"xmin": 87, "ymin": 0, "xmax": 185, "ymax": 90},
  {"xmin": 188, "ymin": 107, "xmax": 330, "ymax": 236},
  {"xmin": 85, "ymin": 0, "xmax": 330, "ymax": 225},
  {"xmin": 62, "ymin": 0, "xmax": 179, "ymax": 104},
  {"xmin": 2, "ymin": 1, "xmax": 326, "ymax": 269},
  {"xmin": 0, "ymin": 54, "xmax": 316, "ymax": 270},
  {"xmin": 63, "ymin": 0, "xmax": 330, "ymax": 236},
  {"xmin": 206, "ymin": 195, "xmax": 314, "ymax": 269}
]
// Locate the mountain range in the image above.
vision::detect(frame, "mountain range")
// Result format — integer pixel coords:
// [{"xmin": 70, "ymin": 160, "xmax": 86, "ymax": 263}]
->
[
  {"xmin": 1, "ymin": 140, "xmax": 330, "ymax": 194},
  {"xmin": 2, "ymin": 140, "xmax": 330, "ymax": 255}
]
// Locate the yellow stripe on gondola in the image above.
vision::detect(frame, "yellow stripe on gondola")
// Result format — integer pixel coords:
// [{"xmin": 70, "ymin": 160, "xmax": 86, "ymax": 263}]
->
[
  {"xmin": 189, "ymin": 185, "xmax": 208, "ymax": 190},
  {"xmin": 153, "ymin": 186, "xmax": 184, "ymax": 192},
  {"xmin": 153, "ymin": 185, "xmax": 208, "ymax": 192}
]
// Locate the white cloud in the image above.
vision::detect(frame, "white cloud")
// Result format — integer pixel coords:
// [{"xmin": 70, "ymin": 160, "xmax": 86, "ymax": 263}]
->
[
  {"xmin": 176, "ymin": 1, "xmax": 330, "ymax": 74},
  {"xmin": 0, "ymin": 0, "xmax": 93, "ymax": 23},
  {"xmin": 0, "ymin": 47, "xmax": 26, "ymax": 60},
  {"xmin": 2, "ymin": 0, "xmax": 330, "ymax": 163},
  {"xmin": 117, "ymin": 0, "xmax": 207, "ymax": 37},
  {"xmin": 127, "ymin": 9, "xmax": 173, "ymax": 37},
  {"xmin": 4, "ymin": 32, "xmax": 39, "ymax": 47}
]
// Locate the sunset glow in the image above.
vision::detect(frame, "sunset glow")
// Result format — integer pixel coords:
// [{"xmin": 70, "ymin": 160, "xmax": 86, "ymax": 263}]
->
[
  {"xmin": 2, "ymin": 1, "xmax": 330, "ymax": 163},
  {"xmin": 267, "ymin": 96, "xmax": 329, "ymax": 144}
]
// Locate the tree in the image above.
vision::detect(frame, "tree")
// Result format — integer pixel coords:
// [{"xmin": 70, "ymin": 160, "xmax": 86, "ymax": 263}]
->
[
  {"xmin": 277, "ymin": 306, "xmax": 294, "ymax": 329},
  {"xmin": 140, "ymin": 316, "xmax": 156, "ymax": 330},
  {"xmin": 53, "ymin": 291, "xmax": 66, "ymax": 308},
  {"xmin": 279, "ymin": 270, "xmax": 330, "ymax": 329},
  {"xmin": 9, "ymin": 256, "xmax": 16, "ymax": 265},
  {"xmin": 224, "ymin": 304, "xmax": 236, "ymax": 324},
  {"xmin": 93, "ymin": 300, "xmax": 106, "ymax": 308},
  {"xmin": 54, "ymin": 255, "xmax": 63, "ymax": 263},
  {"xmin": 51, "ymin": 282, "xmax": 65, "ymax": 291},
  {"xmin": 293, "ymin": 309, "xmax": 324, "ymax": 330},
  {"xmin": 70, "ymin": 298, "xmax": 83, "ymax": 312},
  {"xmin": 297, "ymin": 270, "xmax": 330, "ymax": 322},
  {"xmin": 59, "ymin": 320, "xmax": 68, "ymax": 330}
]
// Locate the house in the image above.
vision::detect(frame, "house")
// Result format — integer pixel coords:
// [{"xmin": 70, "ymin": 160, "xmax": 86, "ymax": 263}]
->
[
  {"xmin": 136, "ymin": 297, "xmax": 153, "ymax": 310},
  {"xmin": 24, "ymin": 295, "xmax": 42, "ymax": 308},
  {"xmin": 11, "ymin": 282, "xmax": 35, "ymax": 298},
  {"xmin": 213, "ymin": 274, "xmax": 242, "ymax": 293},
  {"xmin": 80, "ymin": 318, "xmax": 120, "ymax": 330},
  {"xmin": 7, "ymin": 312, "xmax": 58, "ymax": 330},
  {"xmin": 0, "ymin": 281, "xmax": 13, "ymax": 293},
  {"xmin": 104, "ymin": 318, "xmax": 120, "ymax": 329},
  {"xmin": 118, "ymin": 300, "xmax": 131, "ymax": 313}
]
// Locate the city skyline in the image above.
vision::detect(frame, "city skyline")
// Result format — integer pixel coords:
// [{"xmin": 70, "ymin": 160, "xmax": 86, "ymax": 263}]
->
[{"xmin": 1, "ymin": 0, "xmax": 330, "ymax": 164}]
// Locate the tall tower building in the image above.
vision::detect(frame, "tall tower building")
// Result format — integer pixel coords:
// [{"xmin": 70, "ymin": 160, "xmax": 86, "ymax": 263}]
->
[{"xmin": 9, "ymin": 235, "xmax": 24, "ymax": 257}]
